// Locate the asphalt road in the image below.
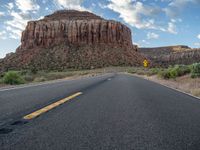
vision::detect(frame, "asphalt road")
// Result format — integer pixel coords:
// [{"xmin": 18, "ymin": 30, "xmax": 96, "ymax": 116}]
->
[{"xmin": 1, "ymin": 73, "xmax": 200, "ymax": 150}]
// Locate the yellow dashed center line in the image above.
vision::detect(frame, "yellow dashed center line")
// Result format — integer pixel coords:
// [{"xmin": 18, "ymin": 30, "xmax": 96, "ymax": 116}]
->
[{"xmin": 23, "ymin": 92, "xmax": 82, "ymax": 120}]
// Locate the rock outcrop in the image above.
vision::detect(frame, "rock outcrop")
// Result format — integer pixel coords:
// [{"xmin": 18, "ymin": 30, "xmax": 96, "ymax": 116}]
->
[
  {"xmin": 1, "ymin": 10, "xmax": 145, "ymax": 72},
  {"xmin": 139, "ymin": 46, "xmax": 200, "ymax": 67}
]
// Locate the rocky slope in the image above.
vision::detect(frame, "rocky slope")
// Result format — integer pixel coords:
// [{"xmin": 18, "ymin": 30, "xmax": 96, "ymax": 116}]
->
[
  {"xmin": 139, "ymin": 46, "xmax": 200, "ymax": 67},
  {"xmin": 1, "ymin": 10, "xmax": 145, "ymax": 72}
]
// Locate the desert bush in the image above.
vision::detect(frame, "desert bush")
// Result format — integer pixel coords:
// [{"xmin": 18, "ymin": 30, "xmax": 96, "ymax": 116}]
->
[
  {"xmin": 23, "ymin": 75, "xmax": 35, "ymax": 82},
  {"xmin": 0, "ymin": 78, "xmax": 3, "ymax": 84},
  {"xmin": 3, "ymin": 71, "xmax": 25, "ymax": 85},
  {"xmin": 127, "ymin": 68, "xmax": 137, "ymax": 74},
  {"xmin": 30, "ymin": 67, "xmax": 38, "ymax": 74},
  {"xmin": 158, "ymin": 65, "xmax": 190, "ymax": 79},
  {"xmin": 158, "ymin": 69, "xmax": 171, "ymax": 79},
  {"xmin": 33, "ymin": 77, "xmax": 47, "ymax": 82},
  {"xmin": 147, "ymin": 68, "xmax": 162, "ymax": 76},
  {"xmin": 191, "ymin": 63, "xmax": 200, "ymax": 78}
]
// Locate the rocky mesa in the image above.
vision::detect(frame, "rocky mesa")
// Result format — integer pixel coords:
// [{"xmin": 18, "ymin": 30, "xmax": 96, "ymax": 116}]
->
[
  {"xmin": 0, "ymin": 10, "xmax": 145, "ymax": 72},
  {"xmin": 139, "ymin": 46, "xmax": 200, "ymax": 67}
]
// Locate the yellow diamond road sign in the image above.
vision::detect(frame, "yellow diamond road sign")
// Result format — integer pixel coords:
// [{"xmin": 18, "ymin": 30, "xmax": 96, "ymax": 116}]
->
[{"xmin": 143, "ymin": 59, "xmax": 149, "ymax": 68}]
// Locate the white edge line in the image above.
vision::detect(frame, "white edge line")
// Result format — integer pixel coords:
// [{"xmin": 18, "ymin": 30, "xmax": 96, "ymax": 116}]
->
[{"xmin": 125, "ymin": 72, "xmax": 200, "ymax": 100}]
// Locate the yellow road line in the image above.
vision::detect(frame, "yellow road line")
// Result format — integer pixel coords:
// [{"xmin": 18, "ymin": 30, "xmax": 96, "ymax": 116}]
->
[{"xmin": 23, "ymin": 92, "xmax": 82, "ymax": 120}]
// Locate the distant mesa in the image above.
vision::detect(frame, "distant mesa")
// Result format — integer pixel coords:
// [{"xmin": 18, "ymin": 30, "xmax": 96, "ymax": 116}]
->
[
  {"xmin": 0, "ymin": 10, "xmax": 145, "ymax": 72},
  {"xmin": 139, "ymin": 45, "xmax": 200, "ymax": 67}
]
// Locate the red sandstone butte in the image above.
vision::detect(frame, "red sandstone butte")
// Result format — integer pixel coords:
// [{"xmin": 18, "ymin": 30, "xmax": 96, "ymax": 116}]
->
[{"xmin": 1, "ymin": 10, "xmax": 145, "ymax": 71}]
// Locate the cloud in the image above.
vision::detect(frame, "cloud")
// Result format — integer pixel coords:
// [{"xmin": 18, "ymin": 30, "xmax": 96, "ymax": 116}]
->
[
  {"xmin": 197, "ymin": 34, "xmax": 200, "ymax": 39},
  {"xmin": 147, "ymin": 32, "xmax": 159, "ymax": 39},
  {"xmin": 194, "ymin": 42, "xmax": 200, "ymax": 47},
  {"xmin": 7, "ymin": 12, "xmax": 30, "ymax": 30},
  {"xmin": 54, "ymin": 0, "xmax": 85, "ymax": 10},
  {"xmin": 165, "ymin": 0, "xmax": 199, "ymax": 18},
  {"xmin": 15, "ymin": 0, "xmax": 40, "ymax": 13},
  {"xmin": 138, "ymin": 40, "xmax": 150, "ymax": 47},
  {"xmin": 3, "ymin": 0, "xmax": 40, "ymax": 40},
  {"xmin": 106, "ymin": 0, "xmax": 178, "ymax": 34},
  {"xmin": 4, "ymin": 0, "xmax": 86, "ymax": 40},
  {"xmin": 6, "ymin": 3, "xmax": 14, "ymax": 10},
  {"xmin": 5, "ymin": 11, "xmax": 33, "ymax": 39},
  {"xmin": 0, "ymin": 12, "xmax": 5, "ymax": 17},
  {"xmin": 167, "ymin": 22, "xmax": 177, "ymax": 34},
  {"xmin": 107, "ymin": 1, "xmax": 163, "ymax": 30},
  {"xmin": 0, "ymin": 31, "xmax": 7, "ymax": 40}
]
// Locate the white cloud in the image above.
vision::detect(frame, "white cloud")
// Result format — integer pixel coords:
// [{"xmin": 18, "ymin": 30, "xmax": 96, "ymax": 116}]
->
[
  {"xmin": 54, "ymin": 0, "xmax": 85, "ymax": 10},
  {"xmin": 107, "ymin": 1, "xmax": 163, "ymax": 30},
  {"xmin": 6, "ymin": 25, "xmax": 22, "ymax": 38},
  {"xmin": 169, "ymin": 0, "xmax": 199, "ymax": 8},
  {"xmin": 197, "ymin": 34, "xmax": 200, "ymax": 39},
  {"xmin": 165, "ymin": 0, "xmax": 199, "ymax": 18},
  {"xmin": 167, "ymin": 22, "xmax": 177, "ymax": 34},
  {"xmin": 133, "ymin": 41, "xmax": 140, "ymax": 47},
  {"xmin": 106, "ymin": 0, "xmax": 177, "ymax": 34},
  {"xmin": 147, "ymin": 32, "xmax": 159, "ymax": 39},
  {"xmin": 194, "ymin": 42, "xmax": 200, "ymax": 47},
  {"xmin": 170, "ymin": 18, "xmax": 182, "ymax": 23},
  {"xmin": 0, "ymin": 12, "xmax": 5, "ymax": 17},
  {"xmin": 4, "ymin": 0, "xmax": 40, "ymax": 40},
  {"xmin": 5, "ymin": 11, "xmax": 32, "ymax": 39},
  {"xmin": 141, "ymin": 39, "xmax": 150, "ymax": 45},
  {"xmin": 0, "ymin": 31, "xmax": 7, "ymax": 40},
  {"xmin": 6, "ymin": 3, "xmax": 14, "ymax": 10},
  {"xmin": 7, "ymin": 12, "xmax": 29, "ymax": 30},
  {"xmin": 15, "ymin": 0, "xmax": 40, "ymax": 13}
]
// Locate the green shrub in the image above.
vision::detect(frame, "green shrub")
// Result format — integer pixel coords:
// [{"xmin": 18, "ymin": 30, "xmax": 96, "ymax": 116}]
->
[
  {"xmin": 30, "ymin": 67, "xmax": 38, "ymax": 74},
  {"xmin": 0, "ymin": 78, "xmax": 3, "ymax": 84},
  {"xmin": 191, "ymin": 63, "xmax": 200, "ymax": 78},
  {"xmin": 127, "ymin": 68, "xmax": 137, "ymax": 74},
  {"xmin": 3, "ymin": 71, "xmax": 25, "ymax": 85},
  {"xmin": 158, "ymin": 65, "xmax": 190, "ymax": 79},
  {"xmin": 158, "ymin": 69, "xmax": 171, "ymax": 79},
  {"xmin": 148, "ymin": 68, "xmax": 162, "ymax": 76}
]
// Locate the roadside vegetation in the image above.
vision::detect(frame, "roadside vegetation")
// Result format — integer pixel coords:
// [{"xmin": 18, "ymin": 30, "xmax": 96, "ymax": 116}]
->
[
  {"xmin": 0, "ymin": 69, "xmax": 94, "ymax": 85},
  {"xmin": 0, "ymin": 67, "xmax": 128, "ymax": 86},
  {"xmin": 127, "ymin": 63, "xmax": 200, "ymax": 79},
  {"xmin": 0, "ymin": 64, "xmax": 199, "ymax": 97},
  {"xmin": 127, "ymin": 63, "xmax": 200, "ymax": 97}
]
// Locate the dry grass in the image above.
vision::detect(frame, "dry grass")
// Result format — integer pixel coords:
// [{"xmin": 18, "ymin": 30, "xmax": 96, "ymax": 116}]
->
[
  {"xmin": 191, "ymin": 88, "xmax": 200, "ymax": 97},
  {"xmin": 0, "ymin": 67, "xmax": 135, "ymax": 86}
]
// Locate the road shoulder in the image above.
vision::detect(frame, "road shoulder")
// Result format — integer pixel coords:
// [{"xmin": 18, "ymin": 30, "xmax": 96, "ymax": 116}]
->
[{"xmin": 125, "ymin": 72, "xmax": 200, "ymax": 100}]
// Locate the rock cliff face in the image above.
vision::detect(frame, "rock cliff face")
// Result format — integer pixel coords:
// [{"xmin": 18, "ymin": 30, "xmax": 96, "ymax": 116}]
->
[
  {"xmin": 19, "ymin": 11, "xmax": 133, "ymax": 50},
  {"xmin": 139, "ymin": 46, "xmax": 200, "ymax": 67},
  {"xmin": 1, "ymin": 10, "xmax": 144, "ymax": 72}
]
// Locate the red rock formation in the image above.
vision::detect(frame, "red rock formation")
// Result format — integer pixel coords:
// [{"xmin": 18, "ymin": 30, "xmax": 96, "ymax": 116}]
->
[
  {"xmin": 139, "ymin": 46, "xmax": 200, "ymax": 67},
  {"xmin": 1, "ymin": 10, "xmax": 145, "ymax": 72},
  {"xmin": 19, "ymin": 10, "xmax": 133, "ymax": 50}
]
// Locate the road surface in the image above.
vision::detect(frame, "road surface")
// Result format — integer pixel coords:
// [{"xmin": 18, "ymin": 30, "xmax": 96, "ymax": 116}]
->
[{"xmin": 1, "ymin": 73, "xmax": 200, "ymax": 150}]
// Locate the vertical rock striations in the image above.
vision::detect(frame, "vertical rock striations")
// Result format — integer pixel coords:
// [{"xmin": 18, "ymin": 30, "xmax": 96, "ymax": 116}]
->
[{"xmin": 1, "ymin": 10, "xmax": 145, "ymax": 72}]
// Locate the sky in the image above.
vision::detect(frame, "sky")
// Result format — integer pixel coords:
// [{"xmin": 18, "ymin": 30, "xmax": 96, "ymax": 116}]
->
[{"xmin": 0, "ymin": 0, "xmax": 200, "ymax": 58}]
